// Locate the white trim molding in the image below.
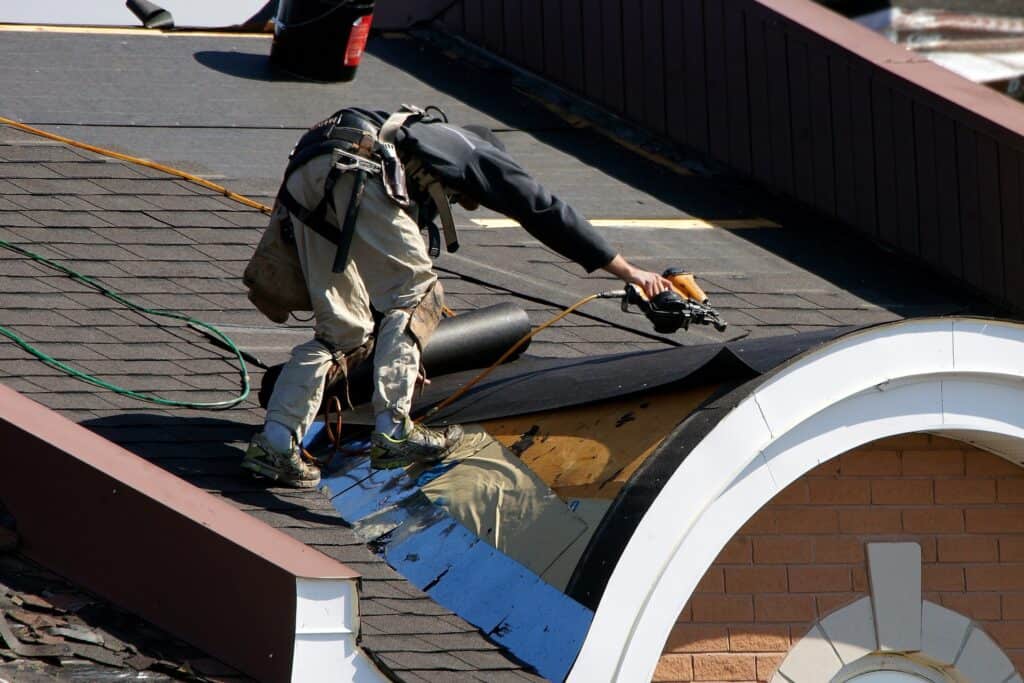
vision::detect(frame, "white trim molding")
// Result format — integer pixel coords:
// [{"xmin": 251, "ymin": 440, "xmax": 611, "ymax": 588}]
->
[
  {"xmin": 292, "ymin": 578, "xmax": 388, "ymax": 682},
  {"xmin": 567, "ymin": 318, "xmax": 1024, "ymax": 683}
]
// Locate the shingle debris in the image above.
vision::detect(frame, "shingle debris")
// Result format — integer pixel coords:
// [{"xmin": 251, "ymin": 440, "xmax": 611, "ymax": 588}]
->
[{"xmin": 0, "ymin": 503, "xmax": 244, "ymax": 681}]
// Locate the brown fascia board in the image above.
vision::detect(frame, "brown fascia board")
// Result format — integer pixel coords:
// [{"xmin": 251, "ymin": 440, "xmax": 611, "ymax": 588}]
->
[
  {"xmin": 0, "ymin": 384, "xmax": 357, "ymax": 683},
  {"xmin": 754, "ymin": 0, "xmax": 1024, "ymax": 149}
]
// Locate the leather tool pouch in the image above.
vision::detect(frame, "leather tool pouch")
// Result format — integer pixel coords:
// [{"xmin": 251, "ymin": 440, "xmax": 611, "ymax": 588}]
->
[
  {"xmin": 322, "ymin": 336, "xmax": 375, "ymax": 411},
  {"xmin": 243, "ymin": 202, "xmax": 313, "ymax": 324},
  {"xmin": 407, "ymin": 280, "xmax": 445, "ymax": 350}
]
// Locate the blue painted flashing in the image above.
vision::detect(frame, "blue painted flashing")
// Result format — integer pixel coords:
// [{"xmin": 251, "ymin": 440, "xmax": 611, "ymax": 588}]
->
[{"xmin": 308, "ymin": 427, "xmax": 594, "ymax": 682}]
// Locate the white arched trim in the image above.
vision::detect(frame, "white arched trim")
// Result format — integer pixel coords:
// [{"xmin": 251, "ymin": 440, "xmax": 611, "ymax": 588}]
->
[{"xmin": 567, "ymin": 318, "xmax": 1024, "ymax": 683}]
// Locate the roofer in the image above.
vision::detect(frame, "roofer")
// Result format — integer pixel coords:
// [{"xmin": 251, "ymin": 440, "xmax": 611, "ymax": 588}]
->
[{"xmin": 241, "ymin": 105, "xmax": 672, "ymax": 488}]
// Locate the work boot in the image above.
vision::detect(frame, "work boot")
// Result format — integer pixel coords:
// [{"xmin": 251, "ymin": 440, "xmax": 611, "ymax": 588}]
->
[
  {"xmin": 241, "ymin": 432, "xmax": 321, "ymax": 489},
  {"xmin": 370, "ymin": 420, "xmax": 464, "ymax": 470}
]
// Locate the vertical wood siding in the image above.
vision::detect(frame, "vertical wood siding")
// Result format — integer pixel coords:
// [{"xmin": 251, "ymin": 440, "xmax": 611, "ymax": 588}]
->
[{"xmin": 435, "ymin": 0, "xmax": 1024, "ymax": 313}]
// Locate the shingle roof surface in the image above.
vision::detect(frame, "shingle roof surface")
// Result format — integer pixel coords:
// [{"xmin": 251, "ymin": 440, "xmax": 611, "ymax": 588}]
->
[{"xmin": 0, "ymin": 26, "xmax": 993, "ymax": 682}]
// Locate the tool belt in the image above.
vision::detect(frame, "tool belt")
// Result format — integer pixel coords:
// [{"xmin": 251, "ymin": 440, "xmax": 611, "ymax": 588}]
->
[{"xmin": 243, "ymin": 105, "xmax": 459, "ymax": 324}]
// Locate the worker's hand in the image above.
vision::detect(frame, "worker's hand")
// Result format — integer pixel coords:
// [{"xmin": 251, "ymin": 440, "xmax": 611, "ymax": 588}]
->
[
  {"xmin": 626, "ymin": 269, "xmax": 673, "ymax": 299},
  {"xmin": 601, "ymin": 254, "xmax": 673, "ymax": 299}
]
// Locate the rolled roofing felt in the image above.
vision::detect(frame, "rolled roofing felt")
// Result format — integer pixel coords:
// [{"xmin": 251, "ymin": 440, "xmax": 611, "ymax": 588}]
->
[{"xmin": 257, "ymin": 302, "xmax": 534, "ymax": 410}]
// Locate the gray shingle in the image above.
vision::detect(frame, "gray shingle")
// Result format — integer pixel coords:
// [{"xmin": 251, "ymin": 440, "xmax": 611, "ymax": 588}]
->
[
  {"xmin": 0, "ymin": 211, "xmax": 41, "ymax": 226},
  {"xmin": 88, "ymin": 211, "xmax": 172, "ymax": 228},
  {"xmin": 138, "ymin": 195, "xmax": 238, "ymax": 211},
  {"xmin": 0, "ymin": 163, "xmax": 62, "ymax": 178},
  {"xmin": 84, "ymin": 195, "xmax": 164, "ymax": 211},
  {"xmin": 145, "ymin": 211, "xmax": 238, "ymax": 228},
  {"xmin": 91, "ymin": 178, "xmax": 197, "ymax": 195},
  {"xmin": 9, "ymin": 178, "xmax": 111, "ymax": 195},
  {"xmin": 376, "ymin": 651, "xmax": 477, "ymax": 672},
  {"xmin": 42, "ymin": 161, "xmax": 145, "ymax": 179},
  {"xmin": 452, "ymin": 651, "xmax": 526, "ymax": 670},
  {"xmin": 0, "ymin": 146, "xmax": 83, "ymax": 163}
]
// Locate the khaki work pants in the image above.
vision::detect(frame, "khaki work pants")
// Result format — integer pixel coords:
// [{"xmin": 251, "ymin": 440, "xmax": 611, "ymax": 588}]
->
[{"xmin": 265, "ymin": 154, "xmax": 437, "ymax": 442}]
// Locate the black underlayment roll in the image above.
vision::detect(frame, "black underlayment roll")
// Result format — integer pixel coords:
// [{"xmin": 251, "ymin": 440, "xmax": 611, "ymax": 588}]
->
[{"xmin": 258, "ymin": 302, "xmax": 533, "ymax": 410}]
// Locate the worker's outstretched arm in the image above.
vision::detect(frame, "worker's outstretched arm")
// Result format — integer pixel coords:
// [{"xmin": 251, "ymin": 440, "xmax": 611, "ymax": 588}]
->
[{"xmin": 601, "ymin": 254, "xmax": 672, "ymax": 299}]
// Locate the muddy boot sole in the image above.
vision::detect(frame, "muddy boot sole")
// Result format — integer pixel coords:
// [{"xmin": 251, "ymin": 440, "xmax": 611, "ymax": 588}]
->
[{"xmin": 241, "ymin": 458, "xmax": 321, "ymax": 489}]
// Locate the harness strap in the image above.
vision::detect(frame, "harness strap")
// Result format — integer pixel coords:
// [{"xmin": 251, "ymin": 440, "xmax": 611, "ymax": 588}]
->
[
  {"xmin": 378, "ymin": 104, "xmax": 425, "ymax": 144},
  {"xmin": 276, "ymin": 182, "xmax": 339, "ymax": 247},
  {"xmin": 331, "ymin": 167, "xmax": 366, "ymax": 273},
  {"xmin": 426, "ymin": 180, "xmax": 460, "ymax": 253}
]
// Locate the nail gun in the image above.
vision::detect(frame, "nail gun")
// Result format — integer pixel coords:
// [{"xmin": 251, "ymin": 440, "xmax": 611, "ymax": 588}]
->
[{"xmin": 613, "ymin": 268, "xmax": 728, "ymax": 334}]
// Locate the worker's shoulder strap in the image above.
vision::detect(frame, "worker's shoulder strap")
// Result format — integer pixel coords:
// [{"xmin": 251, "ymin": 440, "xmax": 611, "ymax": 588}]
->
[
  {"xmin": 385, "ymin": 106, "xmax": 460, "ymax": 257},
  {"xmin": 274, "ymin": 108, "xmax": 380, "ymax": 249},
  {"xmin": 378, "ymin": 104, "xmax": 426, "ymax": 145}
]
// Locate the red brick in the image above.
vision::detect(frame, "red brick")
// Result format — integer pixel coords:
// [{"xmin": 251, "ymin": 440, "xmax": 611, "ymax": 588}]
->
[
  {"xmin": 808, "ymin": 479, "xmax": 871, "ymax": 505},
  {"xmin": 998, "ymin": 479, "xmax": 1024, "ymax": 503},
  {"xmin": 932, "ymin": 436, "xmax": 971, "ymax": 449},
  {"xmin": 940, "ymin": 592, "xmax": 1002, "ymax": 620},
  {"xmin": 966, "ymin": 453, "xmax": 1024, "ymax": 477},
  {"xmin": 903, "ymin": 450, "xmax": 964, "ymax": 476},
  {"xmin": 1011, "ymin": 651, "xmax": 1024, "ymax": 678},
  {"xmin": 922, "ymin": 565, "xmax": 965, "ymax": 591},
  {"xmin": 985, "ymin": 622, "xmax": 1024, "ymax": 649},
  {"xmin": 806, "ymin": 460, "xmax": 840, "ymax": 477},
  {"xmin": 903, "ymin": 508, "xmax": 964, "ymax": 533},
  {"xmin": 881, "ymin": 434, "xmax": 935, "ymax": 450},
  {"xmin": 1001, "ymin": 537, "xmax": 1024, "ymax": 561},
  {"xmin": 815, "ymin": 537, "xmax": 864, "ymax": 564},
  {"xmin": 739, "ymin": 510, "xmax": 778, "ymax": 535},
  {"xmin": 936, "ymin": 536, "xmax": 998, "ymax": 563},
  {"xmin": 934, "ymin": 479, "xmax": 996, "ymax": 504},
  {"xmin": 775, "ymin": 508, "xmax": 838, "ymax": 534},
  {"xmin": 853, "ymin": 567, "xmax": 869, "ymax": 592},
  {"xmin": 756, "ymin": 654, "xmax": 786, "ymax": 681},
  {"xmin": 967, "ymin": 509, "xmax": 1024, "ymax": 533},
  {"xmin": 692, "ymin": 653, "xmax": 756, "ymax": 681},
  {"xmin": 753, "ymin": 537, "xmax": 813, "ymax": 564},
  {"xmin": 696, "ymin": 568, "xmax": 725, "ymax": 593},
  {"xmin": 839, "ymin": 508, "xmax": 902, "ymax": 533},
  {"xmin": 1004, "ymin": 594, "xmax": 1024, "ymax": 620},
  {"xmin": 724, "ymin": 567, "xmax": 788, "ymax": 594},
  {"xmin": 871, "ymin": 479, "xmax": 932, "ymax": 504},
  {"xmin": 966, "ymin": 565, "xmax": 1024, "ymax": 591},
  {"xmin": 665, "ymin": 625, "xmax": 729, "ymax": 653},
  {"xmin": 754, "ymin": 594, "xmax": 815, "ymax": 623},
  {"xmin": 691, "ymin": 595, "xmax": 755, "ymax": 623},
  {"xmin": 919, "ymin": 536, "xmax": 938, "ymax": 562},
  {"xmin": 817, "ymin": 593, "xmax": 863, "ymax": 617},
  {"xmin": 788, "ymin": 566, "xmax": 852, "ymax": 593},
  {"xmin": 654, "ymin": 654, "xmax": 694, "ymax": 682},
  {"xmin": 728, "ymin": 626, "xmax": 789, "ymax": 653},
  {"xmin": 716, "ymin": 537, "xmax": 753, "ymax": 565},
  {"xmin": 771, "ymin": 480, "xmax": 808, "ymax": 505},
  {"xmin": 839, "ymin": 450, "xmax": 901, "ymax": 476},
  {"xmin": 678, "ymin": 603, "xmax": 693, "ymax": 622}
]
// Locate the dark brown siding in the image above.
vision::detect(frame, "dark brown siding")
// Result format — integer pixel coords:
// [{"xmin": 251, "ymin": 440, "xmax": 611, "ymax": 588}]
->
[{"xmin": 435, "ymin": 0, "xmax": 1024, "ymax": 313}]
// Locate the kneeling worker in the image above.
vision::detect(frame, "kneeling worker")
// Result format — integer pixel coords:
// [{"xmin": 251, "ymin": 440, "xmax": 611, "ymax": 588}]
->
[{"xmin": 242, "ymin": 105, "xmax": 671, "ymax": 488}]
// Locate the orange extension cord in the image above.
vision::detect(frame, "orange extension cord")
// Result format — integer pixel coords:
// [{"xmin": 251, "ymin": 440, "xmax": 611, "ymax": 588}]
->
[{"xmin": 0, "ymin": 116, "xmax": 272, "ymax": 215}]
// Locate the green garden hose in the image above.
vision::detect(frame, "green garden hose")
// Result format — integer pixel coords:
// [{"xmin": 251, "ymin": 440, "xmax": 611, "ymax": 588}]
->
[{"xmin": 0, "ymin": 240, "xmax": 250, "ymax": 410}]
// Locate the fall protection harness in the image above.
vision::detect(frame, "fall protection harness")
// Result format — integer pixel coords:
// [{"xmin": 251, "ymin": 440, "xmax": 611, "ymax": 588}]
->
[{"xmin": 274, "ymin": 105, "xmax": 460, "ymax": 273}]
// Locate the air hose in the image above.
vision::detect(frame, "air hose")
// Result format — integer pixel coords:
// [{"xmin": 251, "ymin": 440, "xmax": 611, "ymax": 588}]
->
[
  {"xmin": 0, "ymin": 116, "xmax": 615, "ymax": 414},
  {"xmin": 0, "ymin": 239, "xmax": 250, "ymax": 409},
  {"xmin": 416, "ymin": 290, "xmax": 622, "ymax": 423},
  {"xmin": 0, "ymin": 117, "xmax": 262, "ymax": 409}
]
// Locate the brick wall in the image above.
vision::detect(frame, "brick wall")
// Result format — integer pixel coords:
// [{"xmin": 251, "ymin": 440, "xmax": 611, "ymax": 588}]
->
[{"xmin": 654, "ymin": 434, "xmax": 1024, "ymax": 682}]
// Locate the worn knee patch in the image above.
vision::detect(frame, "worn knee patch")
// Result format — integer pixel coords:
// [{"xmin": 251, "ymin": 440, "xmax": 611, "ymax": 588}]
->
[{"xmin": 407, "ymin": 280, "xmax": 445, "ymax": 350}]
